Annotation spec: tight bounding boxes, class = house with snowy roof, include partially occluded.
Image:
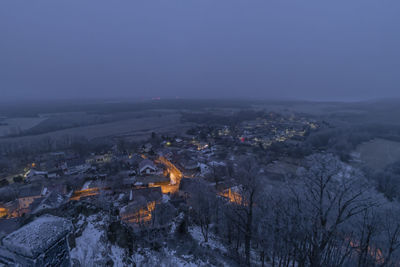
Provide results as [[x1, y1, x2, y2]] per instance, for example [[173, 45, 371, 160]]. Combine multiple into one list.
[[16, 185, 47, 216], [139, 159, 157, 175], [24, 169, 48, 182], [0, 215, 73, 266], [30, 191, 67, 214], [120, 187, 162, 225]]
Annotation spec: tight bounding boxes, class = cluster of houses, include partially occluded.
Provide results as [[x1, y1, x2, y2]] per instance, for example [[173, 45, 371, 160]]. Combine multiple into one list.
[[1, 125, 302, 224], [224, 113, 318, 149], [23, 152, 110, 181], [0, 111, 315, 266]]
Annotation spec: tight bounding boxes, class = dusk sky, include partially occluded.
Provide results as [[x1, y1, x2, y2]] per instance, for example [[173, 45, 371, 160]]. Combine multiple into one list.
[[1, 0, 399, 101]]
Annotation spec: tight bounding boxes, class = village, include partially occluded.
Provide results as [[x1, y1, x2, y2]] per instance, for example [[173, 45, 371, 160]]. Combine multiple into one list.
[[0, 111, 319, 232], [3, 108, 369, 266], [1, 104, 400, 266]]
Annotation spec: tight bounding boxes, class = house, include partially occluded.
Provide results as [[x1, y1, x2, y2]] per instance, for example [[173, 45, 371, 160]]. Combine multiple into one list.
[[129, 187, 163, 202], [17, 185, 47, 215], [0, 215, 73, 266], [119, 199, 155, 224], [156, 148, 173, 160], [199, 161, 226, 177], [86, 153, 112, 165], [178, 159, 199, 177], [30, 191, 66, 214], [24, 169, 48, 182], [120, 187, 162, 224], [64, 163, 90, 175], [47, 169, 64, 179], [139, 159, 157, 175], [142, 143, 153, 153]]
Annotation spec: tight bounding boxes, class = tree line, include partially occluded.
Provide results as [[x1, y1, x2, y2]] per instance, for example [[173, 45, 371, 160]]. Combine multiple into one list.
[[186, 154, 400, 266]]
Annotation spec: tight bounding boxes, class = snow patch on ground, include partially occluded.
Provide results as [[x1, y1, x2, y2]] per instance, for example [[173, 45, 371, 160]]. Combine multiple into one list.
[[132, 247, 211, 267], [70, 214, 127, 266], [69, 213, 230, 266], [110, 245, 125, 267], [70, 215, 105, 266], [189, 226, 228, 254], [169, 212, 184, 234]]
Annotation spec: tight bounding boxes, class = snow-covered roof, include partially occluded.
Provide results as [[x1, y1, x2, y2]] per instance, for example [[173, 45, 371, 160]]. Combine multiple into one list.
[[139, 159, 156, 172], [2, 215, 73, 258], [32, 192, 66, 214]]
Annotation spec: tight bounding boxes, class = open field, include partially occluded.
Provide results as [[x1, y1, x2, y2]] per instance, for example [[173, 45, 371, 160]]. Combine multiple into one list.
[[355, 138, 400, 170], [0, 117, 47, 137], [0, 112, 194, 148], [0, 99, 252, 138]]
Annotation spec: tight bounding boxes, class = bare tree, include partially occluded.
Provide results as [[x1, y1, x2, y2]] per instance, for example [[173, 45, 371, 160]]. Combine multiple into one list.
[[189, 179, 216, 243], [224, 157, 264, 266], [352, 209, 382, 267], [379, 206, 400, 267], [295, 153, 377, 267]]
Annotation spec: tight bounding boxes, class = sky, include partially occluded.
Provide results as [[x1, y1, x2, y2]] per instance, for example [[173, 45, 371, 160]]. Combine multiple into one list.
[[1, 0, 399, 102]]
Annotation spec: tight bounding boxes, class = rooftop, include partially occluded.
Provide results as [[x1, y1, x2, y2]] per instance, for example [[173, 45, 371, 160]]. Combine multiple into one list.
[[139, 159, 156, 170], [1, 215, 73, 258]]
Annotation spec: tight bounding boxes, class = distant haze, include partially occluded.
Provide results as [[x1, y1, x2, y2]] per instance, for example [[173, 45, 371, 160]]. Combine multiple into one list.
[[1, 0, 399, 102]]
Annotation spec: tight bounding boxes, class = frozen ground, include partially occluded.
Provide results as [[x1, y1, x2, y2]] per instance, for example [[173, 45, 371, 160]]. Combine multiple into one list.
[[69, 213, 238, 266], [132, 247, 211, 267], [70, 214, 126, 267], [189, 226, 228, 254]]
